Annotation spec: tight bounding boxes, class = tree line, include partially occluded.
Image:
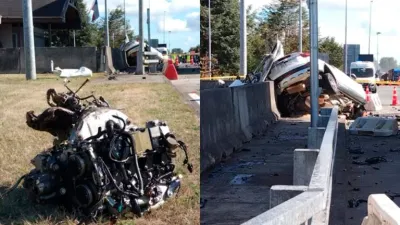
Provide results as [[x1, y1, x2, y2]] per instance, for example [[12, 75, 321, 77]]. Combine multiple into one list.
[[200, 0, 344, 75]]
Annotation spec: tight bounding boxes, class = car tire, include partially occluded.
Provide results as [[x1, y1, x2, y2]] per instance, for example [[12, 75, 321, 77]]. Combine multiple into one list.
[[372, 86, 377, 93], [321, 73, 339, 95]]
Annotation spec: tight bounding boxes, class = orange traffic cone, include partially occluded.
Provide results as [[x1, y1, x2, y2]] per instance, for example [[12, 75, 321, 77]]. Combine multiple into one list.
[[365, 86, 370, 102], [165, 59, 179, 80], [392, 87, 398, 106]]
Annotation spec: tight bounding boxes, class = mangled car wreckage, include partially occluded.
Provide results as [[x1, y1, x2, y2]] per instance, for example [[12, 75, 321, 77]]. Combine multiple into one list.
[[3, 79, 193, 223], [246, 40, 367, 118]]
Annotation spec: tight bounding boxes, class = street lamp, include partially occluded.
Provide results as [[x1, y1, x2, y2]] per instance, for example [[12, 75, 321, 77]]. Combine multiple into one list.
[[299, 0, 302, 52], [368, 0, 373, 54], [208, 0, 212, 77], [344, 0, 348, 74], [168, 31, 171, 50], [376, 31, 381, 64]]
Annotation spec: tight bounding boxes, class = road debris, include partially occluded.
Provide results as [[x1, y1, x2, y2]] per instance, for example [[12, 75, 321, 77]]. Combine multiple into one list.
[[352, 156, 387, 165], [348, 198, 367, 208]]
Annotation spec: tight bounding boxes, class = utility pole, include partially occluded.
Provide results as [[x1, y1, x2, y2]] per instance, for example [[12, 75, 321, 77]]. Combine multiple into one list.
[[240, 0, 247, 77], [73, 30, 76, 47], [208, 0, 212, 77], [376, 32, 381, 64], [368, 0, 373, 54], [23, 0, 36, 80], [147, 7, 151, 46], [124, 0, 127, 42], [105, 0, 109, 47], [164, 11, 166, 44], [169, 31, 171, 50], [309, 0, 319, 129], [136, 0, 144, 75], [344, 0, 348, 74], [299, 0, 302, 52]]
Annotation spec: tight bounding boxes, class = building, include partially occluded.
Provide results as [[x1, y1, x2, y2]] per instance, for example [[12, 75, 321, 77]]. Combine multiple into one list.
[[344, 44, 361, 74], [0, 0, 81, 48]]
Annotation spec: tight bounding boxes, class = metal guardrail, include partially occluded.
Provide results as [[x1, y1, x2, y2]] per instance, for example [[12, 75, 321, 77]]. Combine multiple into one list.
[[242, 107, 339, 225], [361, 194, 400, 225]]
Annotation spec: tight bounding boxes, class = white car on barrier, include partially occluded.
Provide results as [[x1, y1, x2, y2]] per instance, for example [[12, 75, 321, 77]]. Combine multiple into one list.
[[247, 40, 366, 118]]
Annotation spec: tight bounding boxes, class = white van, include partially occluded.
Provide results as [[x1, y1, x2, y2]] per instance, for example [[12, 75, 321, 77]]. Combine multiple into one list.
[[350, 61, 377, 93]]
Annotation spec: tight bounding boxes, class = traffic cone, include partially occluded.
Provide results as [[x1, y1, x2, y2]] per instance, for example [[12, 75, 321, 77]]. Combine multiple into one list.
[[365, 86, 370, 102], [165, 59, 179, 80], [392, 87, 398, 106]]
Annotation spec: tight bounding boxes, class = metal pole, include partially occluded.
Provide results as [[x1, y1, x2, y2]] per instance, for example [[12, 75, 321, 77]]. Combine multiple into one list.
[[376, 32, 380, 64], [240, 0, 247, 76], [208, 0, 212, 77], [147, 8, 151, 46], [136, 0, 144, 74], [344, 0, 348, 74], [368, 0, 372, 54], [23, 0, 36, 80], [73, 30, 76, 47], [105, 0, 109, 46], [309, 0, 319, 127], [164, 11, 166, 43], [124, 0, 126, 39], [299, 0, 302, 52]]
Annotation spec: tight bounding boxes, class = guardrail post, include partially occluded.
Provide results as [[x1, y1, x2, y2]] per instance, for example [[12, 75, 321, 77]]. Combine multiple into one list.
[[269, 185, 308, 209], [294, 149, 320, 185]]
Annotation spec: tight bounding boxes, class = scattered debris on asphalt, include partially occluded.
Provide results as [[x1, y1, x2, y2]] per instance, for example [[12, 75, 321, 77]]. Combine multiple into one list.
[[347, 198, 367, 208], [200, 198, 208, 209], [352, 156, 387, 165], [230, 174, 254, 185]]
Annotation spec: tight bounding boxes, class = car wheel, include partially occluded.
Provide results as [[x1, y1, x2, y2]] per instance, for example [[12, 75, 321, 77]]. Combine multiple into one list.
[[372, 86, 377, 93], [321, 73, 339, 95]]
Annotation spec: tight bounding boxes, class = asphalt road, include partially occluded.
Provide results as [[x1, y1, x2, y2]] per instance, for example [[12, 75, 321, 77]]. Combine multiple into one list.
[[170, 75, 200, 116], [373, 85, 400, 115]]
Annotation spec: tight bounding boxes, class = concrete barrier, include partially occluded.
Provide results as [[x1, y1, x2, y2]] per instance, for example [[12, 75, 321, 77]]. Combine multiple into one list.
[[0, 47, 98, 74], [200, 82, 280, 173], [242, 107, 339, 225], [361, 194, 400, 225]]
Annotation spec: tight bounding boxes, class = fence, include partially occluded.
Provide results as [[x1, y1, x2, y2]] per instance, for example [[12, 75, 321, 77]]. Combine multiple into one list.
[[242, 107, 338, 225], [0, 47, 98, 74]]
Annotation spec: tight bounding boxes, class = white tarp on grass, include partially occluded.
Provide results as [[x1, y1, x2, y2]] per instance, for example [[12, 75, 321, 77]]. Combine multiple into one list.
[[53, 67, 93, 78]]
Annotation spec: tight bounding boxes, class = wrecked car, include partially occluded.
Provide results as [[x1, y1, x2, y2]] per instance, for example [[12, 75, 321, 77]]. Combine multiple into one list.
[[246, 40, 366, 118], [3, 79, 193, 223]]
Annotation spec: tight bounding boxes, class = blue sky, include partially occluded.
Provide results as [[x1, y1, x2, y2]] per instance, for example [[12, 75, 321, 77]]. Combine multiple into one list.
[[247, 0, 400, 62], [84, 0, 199, 52]]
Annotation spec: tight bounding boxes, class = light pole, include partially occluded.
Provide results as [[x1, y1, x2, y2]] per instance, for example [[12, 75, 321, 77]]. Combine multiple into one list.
[[376, 32, 381, 64], [309, 0, 319, 130], [164, 11, 166, 43], [168, 31, 171, 50], [368, 0, 373, 54], [240, 0, 247, 77], [344, 0, 348, 74], [299, 0, 302, 52], [208, 0, 212, 77]]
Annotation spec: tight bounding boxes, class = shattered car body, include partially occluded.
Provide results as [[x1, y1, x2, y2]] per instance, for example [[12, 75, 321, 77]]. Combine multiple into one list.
[[247, 40, 366, 118], [7, 79, 193, 223]]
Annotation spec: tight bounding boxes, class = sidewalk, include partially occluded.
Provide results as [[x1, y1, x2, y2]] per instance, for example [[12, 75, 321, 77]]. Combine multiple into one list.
[[200, 117, 310, 225]]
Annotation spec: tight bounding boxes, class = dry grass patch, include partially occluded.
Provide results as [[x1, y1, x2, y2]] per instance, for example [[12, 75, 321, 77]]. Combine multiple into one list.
[[0, 75, 199, 225]]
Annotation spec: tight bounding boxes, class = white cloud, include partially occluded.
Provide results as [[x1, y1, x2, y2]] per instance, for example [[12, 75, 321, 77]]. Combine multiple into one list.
[[157, 12, 199, 32]]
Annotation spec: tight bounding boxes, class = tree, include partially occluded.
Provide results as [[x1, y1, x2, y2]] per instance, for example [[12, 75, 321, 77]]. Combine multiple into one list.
[[318, 37, 343, 68], [200, 0, 240, 74], [171, 48, 184, 54], [380, 57, 397, 71], [189, 45, 200, 52]]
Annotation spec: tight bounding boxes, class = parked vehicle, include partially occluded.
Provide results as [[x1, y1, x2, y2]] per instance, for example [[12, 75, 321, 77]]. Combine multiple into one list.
[[246, 40, 366, 118], [350, 61, 378, 93]]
